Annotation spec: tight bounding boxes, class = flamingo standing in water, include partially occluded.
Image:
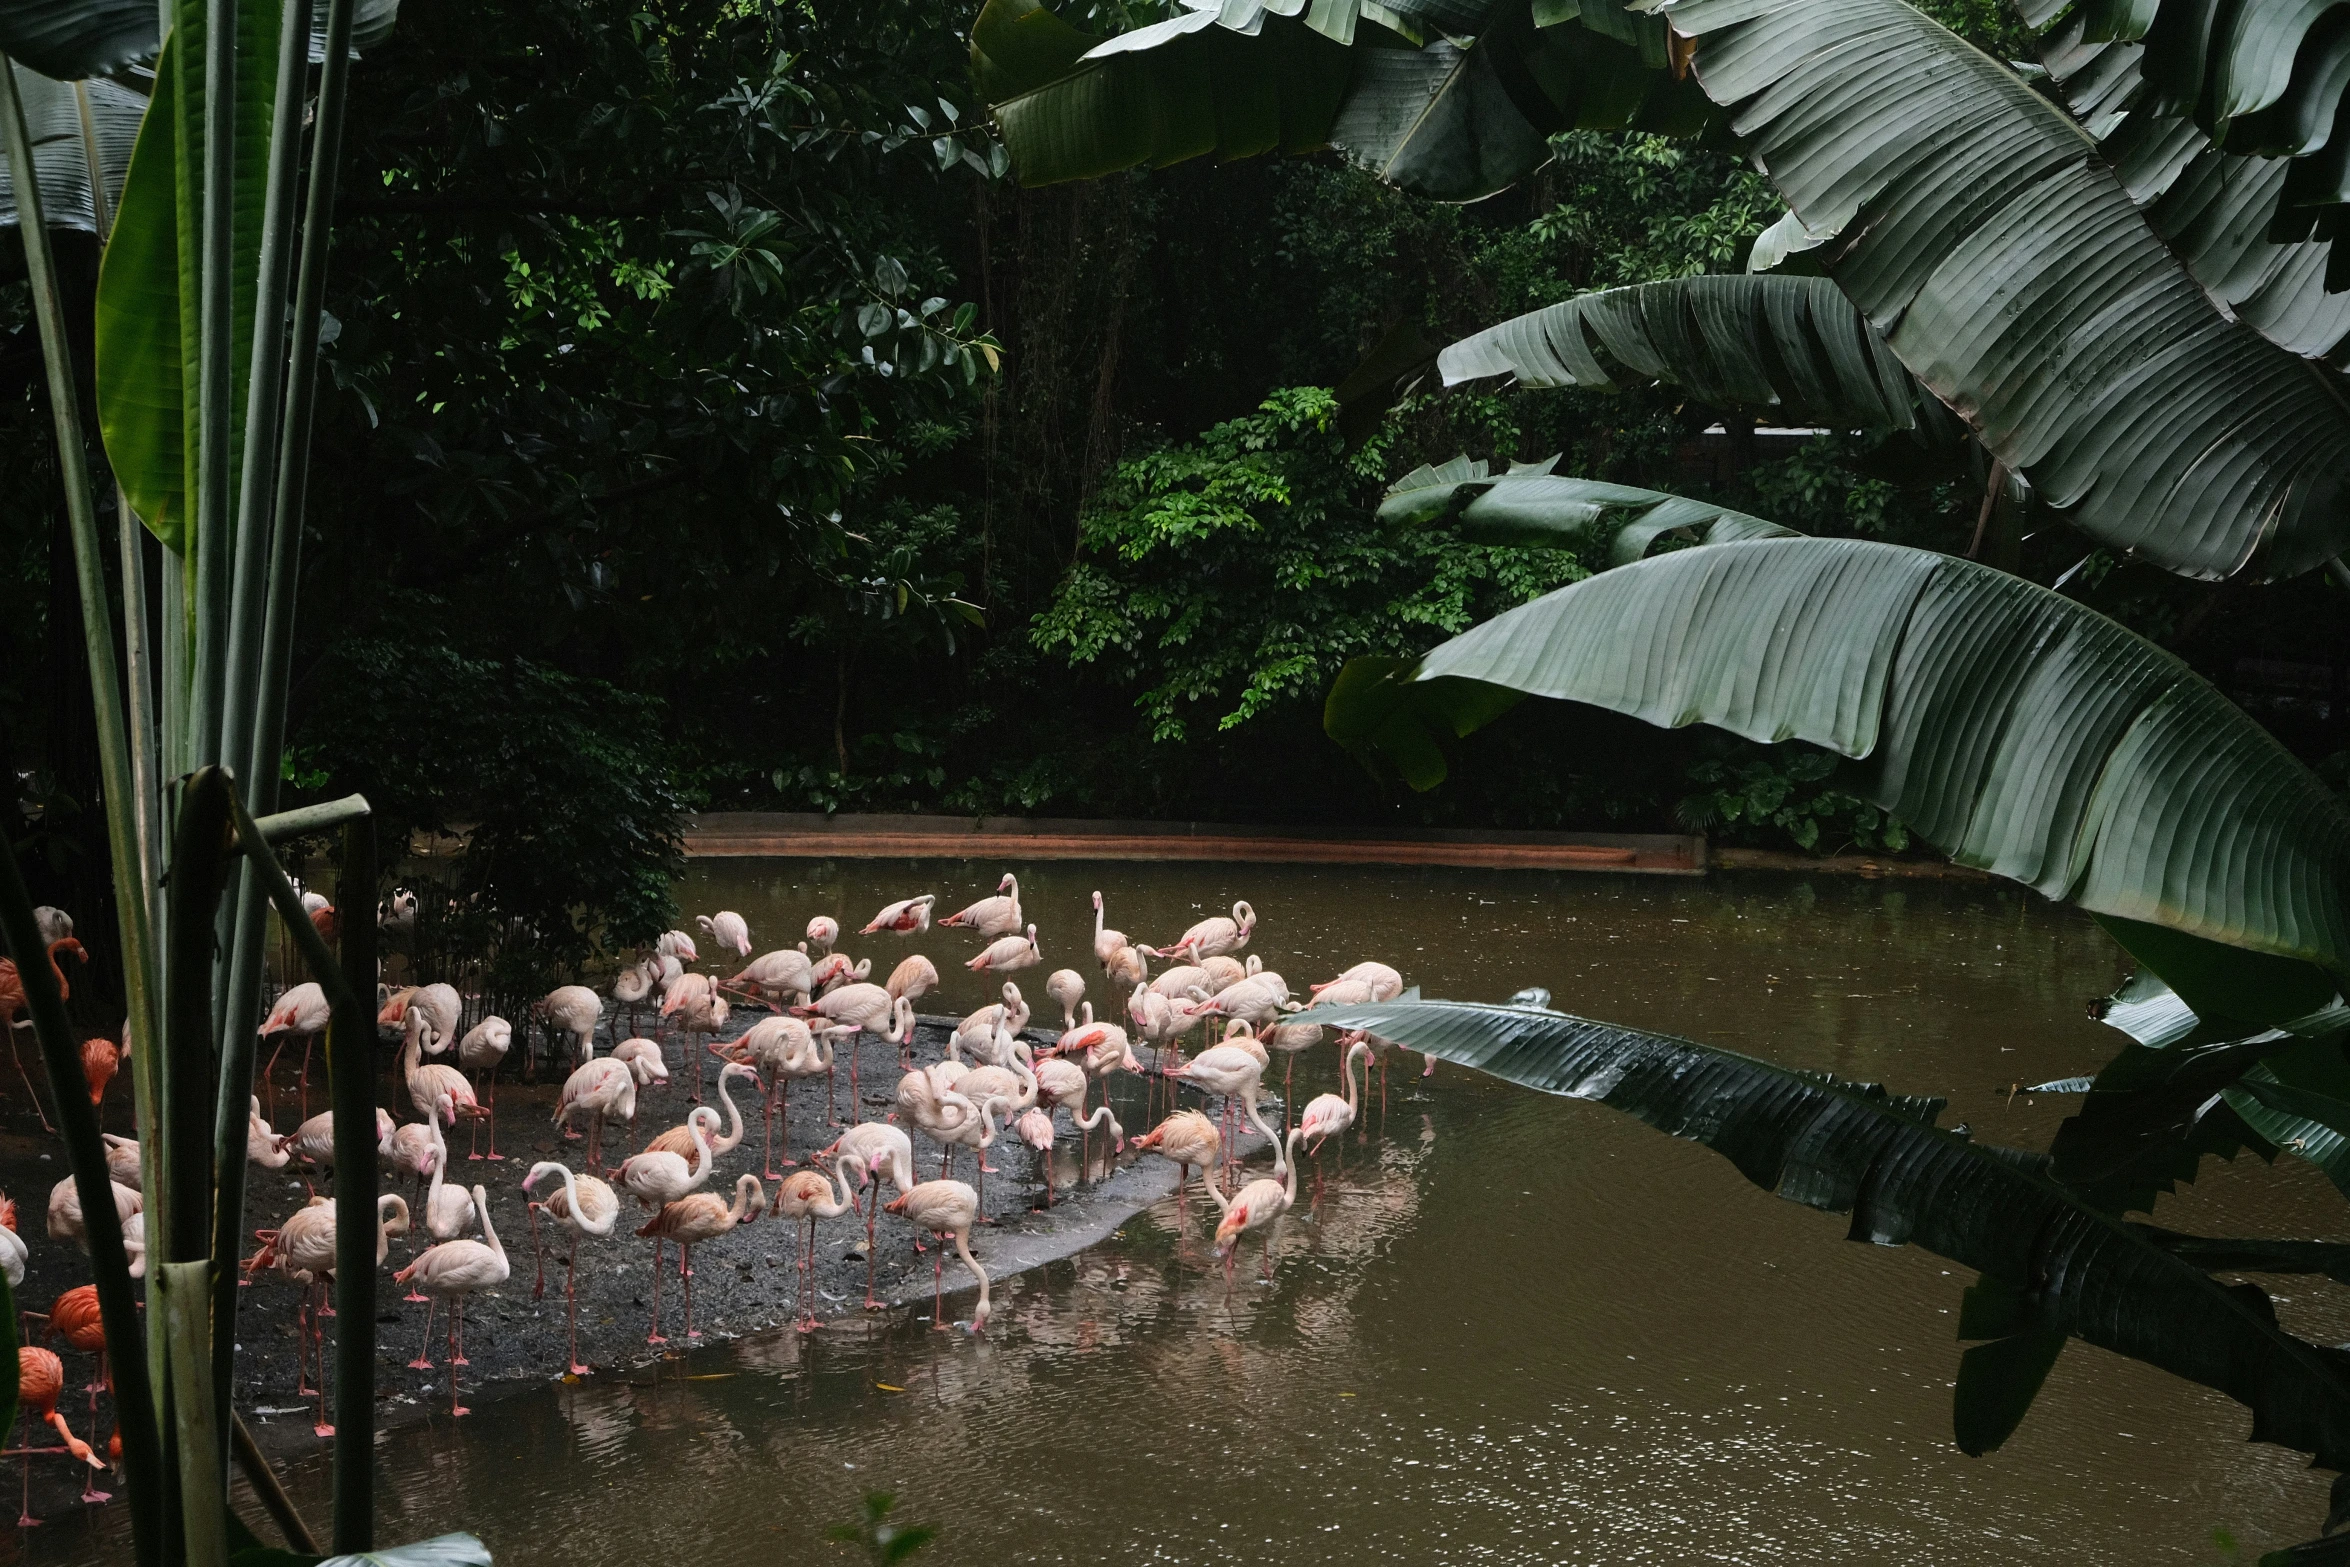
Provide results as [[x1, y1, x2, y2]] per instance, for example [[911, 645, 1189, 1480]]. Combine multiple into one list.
[[1207, 1128, 1304, 1285], [861, 895, 935, 935], [637, 1174, 765, 1341], [818, 1121, 915, 1308], [1169, 1035, 1285, 1182], [395, 1187, 508, 1415], [967, 924, 1040, 975], [246, 1193, 410, 1435], [886, 1181, 991, 1333], [456, 1016, 512, 1159], [940, 873, 1021, 938], [805, 916, 839, 956], [1131, 1109, 1222, 1201], [796, 987, 908, 1114], [698, 910, 753, 959], [1091, 890, 1126, 969], [257, 979, 330, 1124], [1296, 1037, 1372, 1193], [523, 1161, 619, 1375], [12, 1346, 104, 1524], [1152, 900, 1256, 962], [1034, 1053, 1122, 1174], [1012, 1108, 1060, 1208], [774, 1155, 858, 1329]]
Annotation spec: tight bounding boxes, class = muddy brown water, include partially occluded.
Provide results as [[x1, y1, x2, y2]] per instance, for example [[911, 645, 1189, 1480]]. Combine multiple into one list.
[[17, 861, 2349, 1565]]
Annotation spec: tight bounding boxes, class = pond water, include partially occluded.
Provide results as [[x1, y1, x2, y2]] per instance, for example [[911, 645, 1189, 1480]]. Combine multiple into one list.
[[20, 860, 2350, 1565]]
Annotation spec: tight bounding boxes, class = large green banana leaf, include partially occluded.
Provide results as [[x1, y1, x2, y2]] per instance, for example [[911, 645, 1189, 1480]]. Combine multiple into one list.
[[0, 68, 138, 234], [976, 0, 1711, 200], [1380, 454, 1800, 559], [1663, 0, 2350, 581], [1436, 274, 1962, 437], [1334, 537, 2350, 984], [1290, 993, 2350, 1477], [0, 0, 155, 80], [95, 0, 282, 553]]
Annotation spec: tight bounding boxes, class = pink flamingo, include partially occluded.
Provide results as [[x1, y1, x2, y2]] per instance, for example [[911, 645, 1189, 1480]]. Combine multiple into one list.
[[886, 1180, 992, 1333], [523, 1161, 618, 1375], [774, 1156, 858, 1329], [394, 1187, 508, 1415], [818, 1121, 916, 1308], [939, 873, 1021, 937], [861, 896, 935, 935], [636, 1175, 765, 1341], [257, 980, 331, 1123]]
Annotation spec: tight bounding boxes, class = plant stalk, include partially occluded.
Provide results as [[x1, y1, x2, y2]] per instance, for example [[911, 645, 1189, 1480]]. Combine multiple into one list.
[[255, 794, 371, 843], [0, 843, 164, 1567], [329, 813, 377, 1552], [218, 0, 313, 1063], [191, 0, 240, 773], [157, 1261, 228, 1567], [230, 1410, 320, 1553], [164, 771, 235, 1268]]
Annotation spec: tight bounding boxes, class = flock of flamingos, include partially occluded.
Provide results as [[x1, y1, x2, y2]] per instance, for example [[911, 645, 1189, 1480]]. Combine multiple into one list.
[[0, 877, 1416, 1516]]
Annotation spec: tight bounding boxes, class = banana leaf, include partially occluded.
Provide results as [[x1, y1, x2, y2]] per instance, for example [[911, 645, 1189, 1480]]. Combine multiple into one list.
[[1349, 538, 2350, 991], [1436, 274, 1961, 438], [1379, 454, 1801, 559], [0, 67, 138, 235], [1661, 0, 2350, 581], [1290, 993, 2350, 1475], [0, 0, 155, 80]]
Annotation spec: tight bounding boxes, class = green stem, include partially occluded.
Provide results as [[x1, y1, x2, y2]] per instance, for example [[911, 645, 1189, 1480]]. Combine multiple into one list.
[[157, 1262, 228, 1567], [217, 0, 312, 1069], [0, 844, 163, 1567], [329, 814, 377, 1552], [254, 794, 370, 843], [163, 771, 233, 1268], [191, 0, 239, 773]]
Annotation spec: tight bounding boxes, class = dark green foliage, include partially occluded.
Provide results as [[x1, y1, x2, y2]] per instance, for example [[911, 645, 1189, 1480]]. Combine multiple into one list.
[[292, 640, 686, 989]]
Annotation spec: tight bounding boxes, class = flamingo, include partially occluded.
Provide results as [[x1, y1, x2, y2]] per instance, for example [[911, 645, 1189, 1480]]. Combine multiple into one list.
[[1263, 1019, 1325, 1123], [0, 935, 85, 1130], [797, 986, 908, 1111], [1131, 1109, 1222, 1201], [967, 924, 1040, 974], [37, 1287, 110, 1500], [535, 985, 602, 1069], [394, 1187, 508, 1415], [0, 1193, 26, 1288], [885, 954, 939, 1006], [1152, 900, 1256, 961], [613, 1036, 669, 1089], [1091, 890, 1126, 968], [46, 1177, 140, 1256], [811, 952, 872, 995], [957, 1031, 1040, 1215], [12, 1346, 104, 1524], [1169, 1037, 1285, 1180], [553, 1052, 646, 1169], [818, 1122, 915, 1309], [1034, 1054, 1123, 1173], [407, 984, 463, 1054], [398, 1013, 483, 1125], [637, 1174, 765, 1342], [1105, 943, 1148, 989], [1313, 961, 1403, 1002], [698, 910, 753, 958], [78, 1035, 123, 1117], [718, 1016, 830, 1172], [953, 983, 1030, 1064], [246, 1097, 290, 1172], [1197, 954, 1253, 994], [257, 979, 330, 1123], [1046, 969, 1086, 1030], [774, 1156, 858, 1330], [1013, 1108, 1058, 1208], [861, 895, 935, 936], [455, 1015, 512, 1159], [30, 907, 69, 946], [805, 915, 840, 956], [661, 973, 730, 1102], [1191, 968, 1292, 1030], [1297, 1037, 1372, 1189], [646, 1063, 759, 1160], [657, 929, 700, 966], [522, 1161, 619, 1375], [384, 1108, 445, 1200], [100, 1133, 141, 1188], [246, 1193, 409, 1435], [724, 948, 815, 1009], [422, 1125, 478, 1244], [281, 1106, 397, 1190], [614, 1117, 716, 1342], [940, 873, 1021, 938], [885, 1181, 991, 1333], [1207, 1128, 1304, 1284], [897, 1069, 999, 1183], [612, 959, 657, 1037]]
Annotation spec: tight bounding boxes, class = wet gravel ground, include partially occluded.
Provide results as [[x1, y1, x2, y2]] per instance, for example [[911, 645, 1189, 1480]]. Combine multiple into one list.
[[0, 999, 1284, 1515]]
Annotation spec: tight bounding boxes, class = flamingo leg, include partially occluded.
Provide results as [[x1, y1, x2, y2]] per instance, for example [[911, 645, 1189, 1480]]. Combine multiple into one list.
[[528, 1203, 547, 1300], [566, 1235, 589, 1376], [18, 1413, 35, 1527], [312, 1282, 334, 1438], [763, 1088, 781, 1181], [848, 1046, 862, 1125], [298, 1035, 316, 1123], [863, 1183, 884, 1310], [468, 1079, 483, 1161], [778, 1080, 795, 1168], [683, 1245, 699, 1340], [295, 1299, 317, 1396], [8, 1035, 52, 1134], [931, 1245, 947, 1331], [826, 1057, 838, 1126], [409, 1298, 437, 1369], [261, 1036, 288, 1118], [451, 1297, 467, 1365], [450, 1302, 470, 1417], [486, 1072, 502, 1160], [646, 1240, 667, 1345]]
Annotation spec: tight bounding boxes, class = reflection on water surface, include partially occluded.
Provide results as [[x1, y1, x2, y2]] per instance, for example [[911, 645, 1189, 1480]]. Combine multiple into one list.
[[20, 861, 2347, 1565]]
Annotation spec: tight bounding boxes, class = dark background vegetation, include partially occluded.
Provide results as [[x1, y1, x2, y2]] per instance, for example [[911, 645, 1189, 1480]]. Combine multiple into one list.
[[4, 0, 2346, 969]]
